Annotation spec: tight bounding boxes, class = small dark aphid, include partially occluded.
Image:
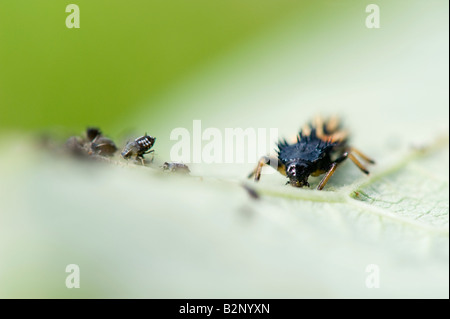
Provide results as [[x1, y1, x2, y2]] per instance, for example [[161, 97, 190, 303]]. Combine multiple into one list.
[[65, 127, 117, 158], [248, 116, 375, 190], [162, 162, 190, 174], [121, 134, 156, 164], [90, 136, 117, 156], [86, 127, 102, 142], [85, 127, 117, 156]]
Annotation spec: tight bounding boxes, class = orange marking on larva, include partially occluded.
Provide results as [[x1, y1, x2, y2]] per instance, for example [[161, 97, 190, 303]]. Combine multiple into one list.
[[314, 116, 325, 139], [302, 125, 311, 136], [326, 116, 340, 133], [330, 130, 348, 143]]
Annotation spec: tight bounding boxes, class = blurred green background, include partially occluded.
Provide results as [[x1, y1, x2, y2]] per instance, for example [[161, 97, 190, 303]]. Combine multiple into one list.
[[1, 1, 447, 139], [1, 1, 447, 148], [0, 0, 311, 133]]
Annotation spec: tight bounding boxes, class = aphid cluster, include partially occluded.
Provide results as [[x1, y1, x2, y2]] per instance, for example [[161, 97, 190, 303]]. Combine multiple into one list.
[[118, 134, 192, 172], [249, 116, 374, 190], [65, 128, 191, 173]]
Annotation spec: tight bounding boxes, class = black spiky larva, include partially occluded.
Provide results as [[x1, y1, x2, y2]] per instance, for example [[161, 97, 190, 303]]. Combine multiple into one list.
[[248, 116, 375, 190], [121, 134, 156, 164]]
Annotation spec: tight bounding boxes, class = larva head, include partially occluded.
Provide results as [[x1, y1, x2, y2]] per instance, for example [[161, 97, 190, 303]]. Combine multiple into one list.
[[285, 161, 311, 187]]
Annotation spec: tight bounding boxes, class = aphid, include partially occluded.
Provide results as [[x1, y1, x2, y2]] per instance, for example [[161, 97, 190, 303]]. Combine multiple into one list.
[[248, 116, 375, 190], [121, 134, 156, 164], [86, 127, 102, 142], [65, 127, 117, 158], [90, 136, 117, 156], [85, 127, 117, 157], [162, 162, 190, 174]]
